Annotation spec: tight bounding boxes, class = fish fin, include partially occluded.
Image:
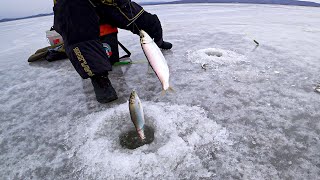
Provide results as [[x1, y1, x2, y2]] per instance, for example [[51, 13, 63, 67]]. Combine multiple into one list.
[[161, 90, 166, 96], [161, 87, 175, 96], [168, 87, 175, 93], [147, 64, 153, 74]]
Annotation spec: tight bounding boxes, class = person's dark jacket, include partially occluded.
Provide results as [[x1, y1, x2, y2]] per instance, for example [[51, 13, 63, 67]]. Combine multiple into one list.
[[54, 0, 164, 79]]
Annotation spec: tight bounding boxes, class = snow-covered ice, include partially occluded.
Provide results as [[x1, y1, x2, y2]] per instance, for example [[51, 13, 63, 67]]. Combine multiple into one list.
[[1, 3, 320, 180], [72, 102, 229, 179]]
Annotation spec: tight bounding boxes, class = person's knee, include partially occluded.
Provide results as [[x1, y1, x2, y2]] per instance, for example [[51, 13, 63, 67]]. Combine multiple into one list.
[[136, 12, 163, 41], [53, 0, 100, 45]]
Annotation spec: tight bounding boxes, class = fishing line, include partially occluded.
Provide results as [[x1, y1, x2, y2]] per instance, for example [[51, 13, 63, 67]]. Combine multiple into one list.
[[134, 23, 141, 32]]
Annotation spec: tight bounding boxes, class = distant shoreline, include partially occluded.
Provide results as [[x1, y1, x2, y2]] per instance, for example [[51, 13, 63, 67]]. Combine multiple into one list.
[[0, 13, 53, 23], [1, 0, 319, 23]]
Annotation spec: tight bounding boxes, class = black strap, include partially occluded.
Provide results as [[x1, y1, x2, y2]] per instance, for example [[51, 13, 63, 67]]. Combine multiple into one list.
[[118, 41, 131, 59]]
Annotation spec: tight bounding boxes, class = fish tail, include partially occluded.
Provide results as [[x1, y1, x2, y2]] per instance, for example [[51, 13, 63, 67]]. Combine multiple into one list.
[[168, 86, 175, 92], [161, 90, 166, 96], [161, 87, 175, 96], [137, 129, 146, 140]]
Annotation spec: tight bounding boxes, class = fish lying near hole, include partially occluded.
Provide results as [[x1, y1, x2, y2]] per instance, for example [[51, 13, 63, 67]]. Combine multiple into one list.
[[129, 90, 145, 140], [140, 30, 173, 93]]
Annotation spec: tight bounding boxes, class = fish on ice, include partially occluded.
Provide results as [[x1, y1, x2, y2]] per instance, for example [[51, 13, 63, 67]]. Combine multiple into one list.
[[140, 30, 173, 93], [129, 90, 145, 140]]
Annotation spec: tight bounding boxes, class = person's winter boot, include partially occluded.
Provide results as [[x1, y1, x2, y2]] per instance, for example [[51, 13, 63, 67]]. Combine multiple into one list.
[[159, 41, 172, 50], [156, 39, 172, 50], [91, 75, 118, 103]]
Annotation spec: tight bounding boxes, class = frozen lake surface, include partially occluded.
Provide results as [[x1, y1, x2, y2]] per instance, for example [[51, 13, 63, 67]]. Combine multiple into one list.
[[1, 3, 320, 179]]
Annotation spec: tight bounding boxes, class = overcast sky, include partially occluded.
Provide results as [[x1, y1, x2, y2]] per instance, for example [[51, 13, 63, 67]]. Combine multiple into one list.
[[0, 0, 319, 19], [0, 0, 54, 19]]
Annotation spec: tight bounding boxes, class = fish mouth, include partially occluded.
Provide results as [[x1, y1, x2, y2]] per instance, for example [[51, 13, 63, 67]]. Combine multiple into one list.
[[140, 30, 148, 39], [139, 31, 144, 38], [129, 90, 136, 104]]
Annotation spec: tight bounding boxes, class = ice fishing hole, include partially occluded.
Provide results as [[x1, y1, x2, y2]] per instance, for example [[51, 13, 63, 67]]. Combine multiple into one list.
[[205, 50, 223, 57], [118, 115, 156, 150], [119, 125, 155, 150]]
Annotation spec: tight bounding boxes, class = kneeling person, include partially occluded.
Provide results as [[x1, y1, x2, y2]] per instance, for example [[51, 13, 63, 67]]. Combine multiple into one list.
[[53, 0, 172, 103]]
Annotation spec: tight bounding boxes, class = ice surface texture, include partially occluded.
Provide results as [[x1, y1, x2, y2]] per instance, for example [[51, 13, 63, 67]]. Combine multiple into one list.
[[1, 3, 320, 180], [187, 48, 247, 65], [72, 102, 229, 179]]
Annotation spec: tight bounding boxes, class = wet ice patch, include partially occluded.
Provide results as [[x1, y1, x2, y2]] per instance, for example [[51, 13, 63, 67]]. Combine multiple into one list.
[[74, 102, 230, 179], [187, 48, 246, 65]]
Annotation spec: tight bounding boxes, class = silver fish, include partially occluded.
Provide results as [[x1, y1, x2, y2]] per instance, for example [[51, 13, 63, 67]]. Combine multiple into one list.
[[129, 90, 145, 140], [140, 30, 173, 92]]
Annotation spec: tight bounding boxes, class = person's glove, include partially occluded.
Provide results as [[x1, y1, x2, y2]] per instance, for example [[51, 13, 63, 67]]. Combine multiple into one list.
[[28, 43, 67, 62]]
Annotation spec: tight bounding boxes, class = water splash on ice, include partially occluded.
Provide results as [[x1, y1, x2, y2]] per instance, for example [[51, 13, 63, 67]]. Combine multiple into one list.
[[74, 102, 231, 179]]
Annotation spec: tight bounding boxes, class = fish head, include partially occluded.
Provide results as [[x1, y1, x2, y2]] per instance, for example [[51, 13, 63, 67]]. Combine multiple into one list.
[[140, 30, 153, 44], [129, 90, 138, 104]]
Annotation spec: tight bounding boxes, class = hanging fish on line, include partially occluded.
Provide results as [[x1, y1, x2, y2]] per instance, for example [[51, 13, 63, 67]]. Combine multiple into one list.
[[129, 90, 146, 141], [140, 30, 173, 94]]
